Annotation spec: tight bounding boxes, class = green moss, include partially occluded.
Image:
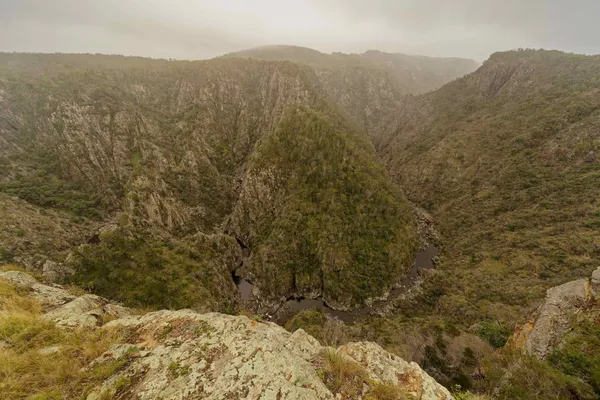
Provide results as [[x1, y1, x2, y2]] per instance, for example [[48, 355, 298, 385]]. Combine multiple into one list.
[[113, 376, 132, 393], [168, 362, 189, 378]]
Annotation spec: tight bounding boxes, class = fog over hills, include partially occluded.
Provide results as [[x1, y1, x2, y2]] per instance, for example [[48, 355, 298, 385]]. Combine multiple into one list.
[[2, 0, 599, 60]]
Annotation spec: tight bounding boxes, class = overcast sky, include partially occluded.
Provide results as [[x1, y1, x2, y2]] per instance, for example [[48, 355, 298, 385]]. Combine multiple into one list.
[[1, 0, 598, 61]]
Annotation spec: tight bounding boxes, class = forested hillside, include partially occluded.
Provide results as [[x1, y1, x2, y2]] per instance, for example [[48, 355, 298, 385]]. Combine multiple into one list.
[[0, 53, 417, 311], [380, 50, 600, 323]]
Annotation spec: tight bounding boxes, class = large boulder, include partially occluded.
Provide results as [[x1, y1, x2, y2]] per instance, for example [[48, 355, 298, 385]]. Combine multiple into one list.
[[0, 270, 75, 307], [88, 311, 453, 400], [91, 310, 333, 400], [510, 267, 599, 359]]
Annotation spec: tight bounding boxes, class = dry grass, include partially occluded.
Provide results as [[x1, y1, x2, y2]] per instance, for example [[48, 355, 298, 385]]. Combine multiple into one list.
[[0, 279, 124, 399], [368, 383, 415, 400], [321, 349, 367, 397], [317, 349, 413, 399], [0, 265, 28, 273]]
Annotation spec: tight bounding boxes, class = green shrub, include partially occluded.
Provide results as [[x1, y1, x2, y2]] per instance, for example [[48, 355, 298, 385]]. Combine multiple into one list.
[[0, 175, 102, 219], [285, 309, 327, 340], [0, 248, 15, 263], [495, 355, 596, 400], [549, 314, 600, 394], [477, 321, 510, 349]]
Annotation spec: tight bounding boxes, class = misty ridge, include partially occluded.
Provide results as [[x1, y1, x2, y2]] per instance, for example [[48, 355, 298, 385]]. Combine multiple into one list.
[[1, 2, 600, 400]]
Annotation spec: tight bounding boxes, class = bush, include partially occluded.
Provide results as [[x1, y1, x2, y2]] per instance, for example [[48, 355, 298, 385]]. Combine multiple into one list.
[[0, 174, 103, 219], [478, 321, 511, 349], [0, 248, 15, 263], [549, 313, 600, 394], [285, 309, 327, 339], [495, 355, 596, 400]]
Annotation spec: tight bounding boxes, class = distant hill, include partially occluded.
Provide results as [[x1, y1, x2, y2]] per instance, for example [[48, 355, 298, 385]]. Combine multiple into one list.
[[222, 45, 480, 94]]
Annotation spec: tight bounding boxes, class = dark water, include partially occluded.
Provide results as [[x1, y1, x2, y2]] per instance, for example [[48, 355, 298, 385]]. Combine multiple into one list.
[[415, 244, 438, 269], [233, 274, 254, 301], [234, 244, 439, 322]]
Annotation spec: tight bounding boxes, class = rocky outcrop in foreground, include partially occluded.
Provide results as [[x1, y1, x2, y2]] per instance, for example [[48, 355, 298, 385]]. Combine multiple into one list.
[[0, 271, 452, 399], [510, 267, 600, 359]]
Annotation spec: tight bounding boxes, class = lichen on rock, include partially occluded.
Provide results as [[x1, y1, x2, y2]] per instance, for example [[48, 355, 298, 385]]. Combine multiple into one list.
[[1, 271, 452, 400]]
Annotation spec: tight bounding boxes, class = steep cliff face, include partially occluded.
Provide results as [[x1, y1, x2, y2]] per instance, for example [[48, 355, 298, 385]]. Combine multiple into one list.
[[0, 271, 453, 400], [1, 59, 320, 234], [0, 54, 417, 311]]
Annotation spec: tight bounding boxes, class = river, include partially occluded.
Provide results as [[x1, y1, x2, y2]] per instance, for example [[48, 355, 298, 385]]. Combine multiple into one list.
[[234, 244, 439, 322]]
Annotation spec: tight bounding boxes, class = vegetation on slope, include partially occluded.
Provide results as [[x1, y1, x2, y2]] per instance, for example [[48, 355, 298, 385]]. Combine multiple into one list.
[[549, 306, 600, 395], [378, 49, 600, 323], [231, 106, 417, 309], [70, 229, 241, 311], [0, 53, 418, 311], [315, 349, 414, 400], [358, 48, 600, 394]]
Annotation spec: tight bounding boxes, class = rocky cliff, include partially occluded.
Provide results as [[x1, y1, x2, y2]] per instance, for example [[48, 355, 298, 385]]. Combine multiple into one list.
[[0, 53, 419, 311], [223, 45, 479, 141], [0, 270, 452, 400]]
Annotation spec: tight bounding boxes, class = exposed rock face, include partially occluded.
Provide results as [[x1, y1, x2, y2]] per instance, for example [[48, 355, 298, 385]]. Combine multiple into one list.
[[0, 270, 75, 307], [92, 311, 452, 400], [510, 267, 599, 359], [93, 310, 333, 400], [1, 271, 452, 400]]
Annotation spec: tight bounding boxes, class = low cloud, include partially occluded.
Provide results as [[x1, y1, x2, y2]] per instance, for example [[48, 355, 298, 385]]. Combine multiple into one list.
[[1, 0, 598, 61]]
